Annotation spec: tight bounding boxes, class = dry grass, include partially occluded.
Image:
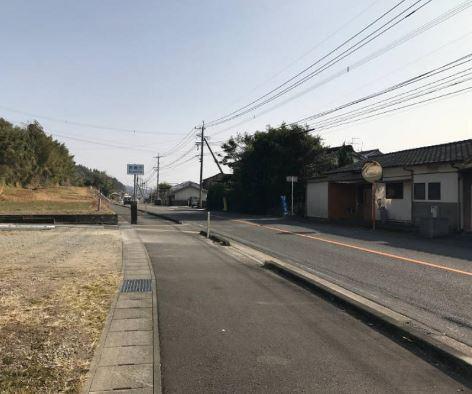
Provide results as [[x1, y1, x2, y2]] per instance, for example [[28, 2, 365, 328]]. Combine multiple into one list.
[[0, 186, 112, 214], [0, 227, 122, 393]]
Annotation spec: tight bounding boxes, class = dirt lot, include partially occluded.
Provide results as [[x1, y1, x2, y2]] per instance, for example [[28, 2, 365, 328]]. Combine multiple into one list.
[[0, 226, 122, 393], [0, 186, 112, 214]]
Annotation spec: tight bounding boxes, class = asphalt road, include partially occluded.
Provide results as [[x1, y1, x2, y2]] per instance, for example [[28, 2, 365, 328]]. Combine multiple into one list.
[[138, 204, 472, 348], [112, 205, 468, 392]]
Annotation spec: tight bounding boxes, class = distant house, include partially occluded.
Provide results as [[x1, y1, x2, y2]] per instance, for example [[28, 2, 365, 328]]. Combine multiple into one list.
[[306, 139, 472, 232], [359, 149, 383, 158], [202, 173, 231, 190], [169, 181, 207, 206]]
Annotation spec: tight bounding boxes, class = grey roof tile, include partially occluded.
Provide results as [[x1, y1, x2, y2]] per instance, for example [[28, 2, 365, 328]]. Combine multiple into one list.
[[327, 139, 472, 174]]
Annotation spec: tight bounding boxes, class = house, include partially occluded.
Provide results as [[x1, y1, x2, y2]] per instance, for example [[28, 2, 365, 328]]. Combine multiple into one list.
[[169, 181, 207, 206], [202, 173, 227, 190], [359, 149, 383, 158], [306, 139, 472, 232]]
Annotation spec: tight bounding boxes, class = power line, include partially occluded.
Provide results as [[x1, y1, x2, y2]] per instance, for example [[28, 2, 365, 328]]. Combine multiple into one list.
[[50, 132, 158, 153], [293, 53, 472, 125], [160, 145, 197, 169], [308, 69, 472, 130], [0, 105, 188, 136], [293, 52, 472, 124], [315, 84, 472, 133], [208, 3, 472, 138], [206, 0, 431, 128], [160, 155, 199, 172], [215, 0, 381, 113]]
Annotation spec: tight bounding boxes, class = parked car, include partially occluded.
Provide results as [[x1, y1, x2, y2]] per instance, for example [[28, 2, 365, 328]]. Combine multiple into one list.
[[123, 195, 132, 205]]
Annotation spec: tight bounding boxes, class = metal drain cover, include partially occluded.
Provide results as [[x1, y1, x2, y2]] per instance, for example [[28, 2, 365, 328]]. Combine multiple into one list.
[[121, 279, 152, 292]]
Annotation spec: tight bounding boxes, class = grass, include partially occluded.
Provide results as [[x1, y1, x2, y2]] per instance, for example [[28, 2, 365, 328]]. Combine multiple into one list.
[[0, 227, 122, 393], [0, 186, 112, 214], [0, 274, 121, 393]]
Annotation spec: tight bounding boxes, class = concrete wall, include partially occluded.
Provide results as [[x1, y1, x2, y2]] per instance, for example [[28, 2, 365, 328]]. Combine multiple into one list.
[[375, 181, 412, 222], [412, 202, 459, 231], [306, 181, 328, 219], [463, 172, 472, 231], [410, 166, 460, 231], [413, 170, 458, 203]]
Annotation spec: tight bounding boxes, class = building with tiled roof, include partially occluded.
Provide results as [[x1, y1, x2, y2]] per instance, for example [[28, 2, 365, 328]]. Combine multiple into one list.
[[306, 139, 472, 234]]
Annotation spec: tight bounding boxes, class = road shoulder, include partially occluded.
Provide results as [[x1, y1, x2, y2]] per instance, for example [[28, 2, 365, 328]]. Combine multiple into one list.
[[82, 225, 161, 393]]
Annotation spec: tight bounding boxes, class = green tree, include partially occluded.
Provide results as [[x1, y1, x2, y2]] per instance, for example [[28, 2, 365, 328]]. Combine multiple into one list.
[[220, 123, 328, 214], [0, 117, 125, 194]]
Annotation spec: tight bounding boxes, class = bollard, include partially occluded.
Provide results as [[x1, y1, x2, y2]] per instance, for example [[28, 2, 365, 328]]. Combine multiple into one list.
[[131, 201, 138, 224], [207, 211, 210, 238]]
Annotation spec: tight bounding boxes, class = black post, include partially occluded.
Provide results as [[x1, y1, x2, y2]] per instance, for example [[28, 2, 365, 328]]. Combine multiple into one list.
[[131, 201, 138, 224]]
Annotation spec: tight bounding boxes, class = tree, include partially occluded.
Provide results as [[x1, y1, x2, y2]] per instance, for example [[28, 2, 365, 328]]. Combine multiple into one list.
[[219, 123, 329, 214], [73, 165, 125, 196], [0, 117, 125, 194]]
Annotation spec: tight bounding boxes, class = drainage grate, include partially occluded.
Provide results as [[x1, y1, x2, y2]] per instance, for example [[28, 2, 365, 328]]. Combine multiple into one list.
[[121, 279, 152, 292]]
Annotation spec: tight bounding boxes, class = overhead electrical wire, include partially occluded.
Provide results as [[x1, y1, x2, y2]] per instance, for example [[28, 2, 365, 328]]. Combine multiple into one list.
[[160, 155, 199, 172], [217, 0, 381, 112], [292, 52, 472, 124], [307, 69, 472, 130], [50, 132, 158, 153], [206, 0, 431, 128], [208, 1, 472, 138], [160, 145, 198, 169], [315, 84, 472, 134], [293, 53, 472, 124], [0, 105, 188, 136]]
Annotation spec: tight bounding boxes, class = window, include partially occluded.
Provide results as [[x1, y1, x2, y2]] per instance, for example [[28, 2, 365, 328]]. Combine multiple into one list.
[[428, 182, 441, 200], [386, 182, 403, 199], [414, 183, 425, 200]]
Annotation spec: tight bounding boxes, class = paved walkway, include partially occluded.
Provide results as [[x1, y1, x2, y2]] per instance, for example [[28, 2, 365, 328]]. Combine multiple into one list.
[[83, 225, 160, 393], [134, 215, 466, 393], [139, 204, 472, 348]]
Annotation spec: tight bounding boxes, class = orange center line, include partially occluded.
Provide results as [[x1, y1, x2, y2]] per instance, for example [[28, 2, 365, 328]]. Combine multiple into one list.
[[230, 218, 472, 277]]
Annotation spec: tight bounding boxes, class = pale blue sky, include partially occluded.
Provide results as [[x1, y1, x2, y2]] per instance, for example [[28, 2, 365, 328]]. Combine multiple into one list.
[[1, 1, 471, 185]]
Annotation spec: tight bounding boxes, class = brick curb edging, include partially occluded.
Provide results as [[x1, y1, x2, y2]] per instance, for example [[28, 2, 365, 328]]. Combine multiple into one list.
[[82, 226, 161, 393]]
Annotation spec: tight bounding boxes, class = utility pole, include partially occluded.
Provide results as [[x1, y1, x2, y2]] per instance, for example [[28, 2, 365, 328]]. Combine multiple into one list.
[[154, 154, 160, 203], [204, 137, 223, 175], [198, 121, 205, 208]]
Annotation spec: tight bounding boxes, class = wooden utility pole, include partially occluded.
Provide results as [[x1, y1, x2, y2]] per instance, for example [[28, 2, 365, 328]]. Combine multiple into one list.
[[204, 137, 223, 174], [154, 154, 160, 202], [198, 121, 205, 208]]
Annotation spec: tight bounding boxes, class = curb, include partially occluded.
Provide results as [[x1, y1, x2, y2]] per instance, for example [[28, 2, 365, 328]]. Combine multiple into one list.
[[81, 292, 120, 394], [138, 208, 182, 224], [82, 227, 161, 393], [137, 230, 162, 394], [216, 234, 472, 381], [112, 202, 182, 224], [199, 230, 231, 246], [264, 258, 472, 379]]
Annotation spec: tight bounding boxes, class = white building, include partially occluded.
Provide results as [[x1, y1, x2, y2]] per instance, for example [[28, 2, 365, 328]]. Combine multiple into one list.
[[169, 181, 207, 206], [306, 139, 472, 232]]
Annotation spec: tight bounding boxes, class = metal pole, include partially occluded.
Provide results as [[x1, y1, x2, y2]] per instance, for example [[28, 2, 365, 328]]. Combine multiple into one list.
[[156, 154, 160, 201], [204, 137, 224, 174], [372, 182, 376, 230], [207, 211, 210, 238], [291, 179, 294, 216], [199, 121, 205, 208], [133, 174, 137, 201]]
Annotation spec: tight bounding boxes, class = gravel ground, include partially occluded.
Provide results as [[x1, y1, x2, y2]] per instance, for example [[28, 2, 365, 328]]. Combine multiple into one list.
[[0, 226, 122, 393]]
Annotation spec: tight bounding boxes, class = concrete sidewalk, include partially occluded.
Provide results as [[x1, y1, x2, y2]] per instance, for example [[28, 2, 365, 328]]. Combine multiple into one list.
[[83, 225, 160, 393], [137, 221, 467, 393]]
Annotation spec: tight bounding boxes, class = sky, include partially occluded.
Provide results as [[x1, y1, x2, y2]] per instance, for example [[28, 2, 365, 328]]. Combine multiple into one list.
[[1, 0, 471, 187]]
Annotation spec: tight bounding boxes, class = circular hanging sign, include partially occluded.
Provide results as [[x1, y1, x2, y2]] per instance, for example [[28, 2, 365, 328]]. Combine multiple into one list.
[[362, 161, 383, 183]]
